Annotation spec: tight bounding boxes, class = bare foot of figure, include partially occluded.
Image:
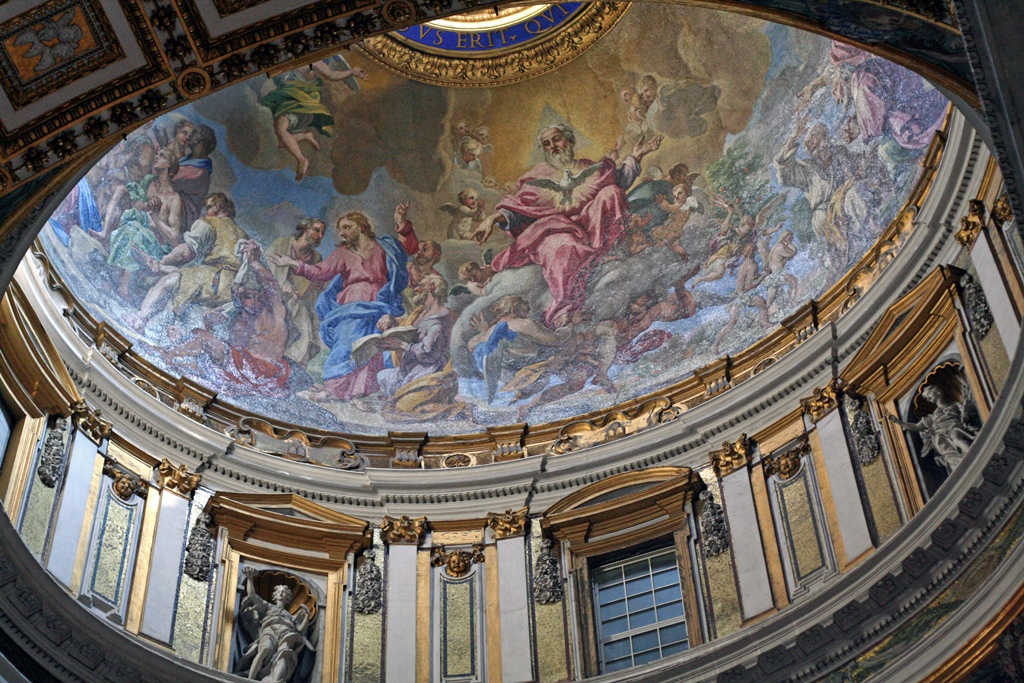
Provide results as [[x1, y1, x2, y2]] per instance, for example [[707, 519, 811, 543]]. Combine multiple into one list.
[[296, 156, 310, 181]]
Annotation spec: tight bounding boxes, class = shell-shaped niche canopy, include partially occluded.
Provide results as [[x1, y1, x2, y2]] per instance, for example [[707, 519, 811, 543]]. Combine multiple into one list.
[[38, 2, 948, 442]]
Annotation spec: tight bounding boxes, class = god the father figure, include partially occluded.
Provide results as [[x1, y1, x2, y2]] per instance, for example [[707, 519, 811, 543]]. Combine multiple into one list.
[[473, 124, 663, 328]]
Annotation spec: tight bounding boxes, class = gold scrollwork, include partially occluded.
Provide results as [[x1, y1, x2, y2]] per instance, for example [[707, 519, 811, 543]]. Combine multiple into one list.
[[381, 515, 427, 545], [547, 396, 683, 455], [486, 508, 528, 539], [431, 545, 485, 577], [955, 198, 987, 247], [709, 434, 753, 479], [800, 379, 842, 423], [157, 458, 201, 496], [761, 438, 811, 481], [356, 3, 628, 87]]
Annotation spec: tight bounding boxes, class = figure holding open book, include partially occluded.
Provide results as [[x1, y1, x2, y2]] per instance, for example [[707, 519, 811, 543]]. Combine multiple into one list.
[[267, 211, 407, 401]]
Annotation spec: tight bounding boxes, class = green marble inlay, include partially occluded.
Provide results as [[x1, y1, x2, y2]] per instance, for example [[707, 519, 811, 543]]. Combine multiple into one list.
[[89, 491, 136, 607], [20, 476, 57, 559], [778, 474, 824, 581], [531, 527, 569, 683], [441, 574, 476, 679], [172, 489, 214, 664]]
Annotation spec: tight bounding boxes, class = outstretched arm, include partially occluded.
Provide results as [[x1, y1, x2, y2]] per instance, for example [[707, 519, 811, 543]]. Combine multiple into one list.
[[242, 567, 268, 610], [887, 414, 924, 432], [311, 60, 367, 82]]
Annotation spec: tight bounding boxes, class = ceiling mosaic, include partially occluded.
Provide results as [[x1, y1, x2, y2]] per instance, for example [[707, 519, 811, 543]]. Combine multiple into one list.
[[39, 3, 948, 436]]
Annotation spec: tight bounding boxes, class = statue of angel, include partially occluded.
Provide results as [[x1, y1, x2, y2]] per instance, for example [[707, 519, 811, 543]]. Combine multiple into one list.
[[235, 567, 315, 683], [888, 382, 980, 473]]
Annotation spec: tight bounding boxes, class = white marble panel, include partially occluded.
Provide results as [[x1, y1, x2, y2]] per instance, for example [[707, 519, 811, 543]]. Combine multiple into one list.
[[817, 411, 873, 563], [971, 229, 1021, 357], [140, 491, 190, 643], [385, 544, 419, 683], [46, 430, 99, 587], [496, 537, 532, 683], [721, 469, 773, 620]]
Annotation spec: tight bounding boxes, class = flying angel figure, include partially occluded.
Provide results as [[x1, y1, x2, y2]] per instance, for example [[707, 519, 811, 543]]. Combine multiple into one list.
[[525, 163, 604, 207], [15, 10, 82, 73]]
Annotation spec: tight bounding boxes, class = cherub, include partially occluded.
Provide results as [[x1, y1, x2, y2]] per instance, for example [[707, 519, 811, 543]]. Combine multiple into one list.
[[651, 183, 701, 258], [440, 188, 487, 240], [455, 261, 494, 296], [622, 74, 658, 132], [455, 138, 484, 173], [471, 125, 493, 150], [261, 56, 367, 180], [450, 119, 471, 149]]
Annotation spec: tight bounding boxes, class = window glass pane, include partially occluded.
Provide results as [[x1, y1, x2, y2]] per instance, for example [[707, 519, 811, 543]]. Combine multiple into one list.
[[659, 622, 688, 645], [650, 552, 676, 571], [593, 567, 622, 587], [624, 559, 650, 579], [661, 640, 689, 657], [625, 576, 652, 596], [602, 615, 629, 637], [655, 584, 682, 604], [627, 591, 654, 612], [603, 638, 631, 662], [633, 648, 662, 666], [632, 630, 659, 653], [629, 607, 656, 630], [656, 601, 684, 621], [600, 598, 627, 621], [652, 568, 680, 588], [599, 583, 625, 603], [605, 657, 633, 673]]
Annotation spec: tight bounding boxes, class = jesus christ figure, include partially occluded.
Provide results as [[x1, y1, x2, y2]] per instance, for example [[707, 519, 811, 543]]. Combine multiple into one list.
[[473, 124, 663, 328]]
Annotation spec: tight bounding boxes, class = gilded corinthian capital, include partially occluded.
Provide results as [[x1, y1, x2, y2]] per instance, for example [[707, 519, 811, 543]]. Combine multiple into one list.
[[486, 508, 529, 539], [709, 435, 752, 478], [381, 515, 427, 545]]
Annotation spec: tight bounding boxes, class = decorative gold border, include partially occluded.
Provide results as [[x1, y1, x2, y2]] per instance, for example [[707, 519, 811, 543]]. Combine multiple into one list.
[[356, 3, 628, 87]]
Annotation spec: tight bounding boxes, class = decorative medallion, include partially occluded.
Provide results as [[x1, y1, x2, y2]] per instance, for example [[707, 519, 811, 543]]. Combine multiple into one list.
[[0, 0, 125, 109], [381, 0, 417, 27], [709, 435, 753, 479], [357, 3, 627, 86], [443, 453, 474, 468], [176, 67, 211, 99], [801, 379, 842, 423], [431, 545, 485, 577], [955, 198, 987, 247], [381, 515, 427, 545], [486, 508, 528, 538], [157, 458, 201, 496]]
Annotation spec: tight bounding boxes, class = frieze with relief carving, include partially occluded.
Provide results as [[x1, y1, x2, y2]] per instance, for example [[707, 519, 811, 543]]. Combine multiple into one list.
[[709, 435, 753, 478], [547, 397, 683, 455], [381, 515, 427, 545]]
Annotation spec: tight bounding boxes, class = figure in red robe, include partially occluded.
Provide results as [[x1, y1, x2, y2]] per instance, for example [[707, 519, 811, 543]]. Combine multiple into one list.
[[473, 125, 663, 327]]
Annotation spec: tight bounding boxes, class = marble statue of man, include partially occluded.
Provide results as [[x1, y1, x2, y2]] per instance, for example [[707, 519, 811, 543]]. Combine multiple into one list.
[[237, 567, 313, 683], [888, 384, 980, 473]]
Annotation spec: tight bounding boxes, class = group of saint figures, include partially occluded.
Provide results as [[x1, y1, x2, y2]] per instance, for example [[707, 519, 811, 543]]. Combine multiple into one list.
[[44, 30, 950, 432]]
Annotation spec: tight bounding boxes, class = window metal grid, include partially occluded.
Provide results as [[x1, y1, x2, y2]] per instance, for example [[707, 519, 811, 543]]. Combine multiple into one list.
[[593, 548, 689, 673]]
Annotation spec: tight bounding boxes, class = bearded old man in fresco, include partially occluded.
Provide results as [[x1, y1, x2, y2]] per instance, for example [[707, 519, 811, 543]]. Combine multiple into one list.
[[268, 212, 408, 401], [472, 124, 663, 328], [269, 218, 326, 367]]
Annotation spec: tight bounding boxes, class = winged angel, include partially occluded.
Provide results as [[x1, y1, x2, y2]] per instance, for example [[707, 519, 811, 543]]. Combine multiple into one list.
[[14, 10, 83, 73], [236, 567, 317, 683], [888, 381, 980, 474]]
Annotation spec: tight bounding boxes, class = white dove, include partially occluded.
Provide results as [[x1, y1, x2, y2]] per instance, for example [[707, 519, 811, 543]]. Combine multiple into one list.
[[525, 162, 603, 207]]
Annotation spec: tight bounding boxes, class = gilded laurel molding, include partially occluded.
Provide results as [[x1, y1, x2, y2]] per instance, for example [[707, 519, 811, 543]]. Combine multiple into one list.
[[485, 508, 528, 539], [955, 197, 987, 247], [709, 435, 752, 479], [357, 3, 627, 87], [430, 544, 484, 577], [800, 379, 842, 423], [381, 514, 426, 545], [156, 458, 201, 495], [761, 437, 810, 480]]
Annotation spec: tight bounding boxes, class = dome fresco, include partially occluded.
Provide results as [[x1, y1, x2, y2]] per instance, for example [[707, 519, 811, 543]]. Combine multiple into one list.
[[39, 3, 948, 436]]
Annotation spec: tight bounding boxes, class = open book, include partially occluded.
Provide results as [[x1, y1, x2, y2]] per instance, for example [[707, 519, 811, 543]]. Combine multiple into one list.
[[350, 326, 419, 367]]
